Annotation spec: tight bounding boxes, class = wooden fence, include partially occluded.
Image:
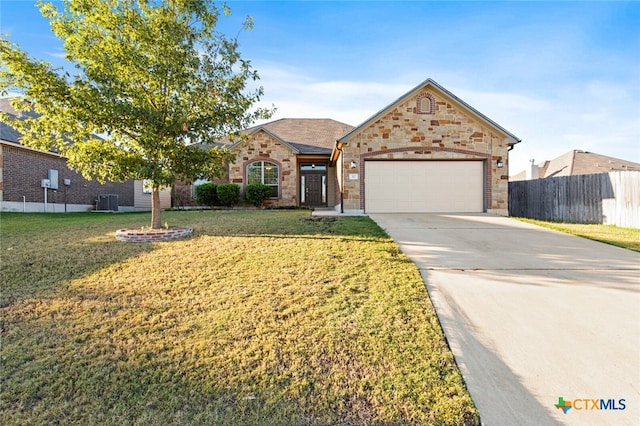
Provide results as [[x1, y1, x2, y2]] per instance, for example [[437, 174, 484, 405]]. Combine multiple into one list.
[[509, 171, 640, 228]]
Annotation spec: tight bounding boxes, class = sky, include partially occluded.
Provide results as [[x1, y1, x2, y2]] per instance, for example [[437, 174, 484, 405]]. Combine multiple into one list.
[[1, 0, 639, 175]]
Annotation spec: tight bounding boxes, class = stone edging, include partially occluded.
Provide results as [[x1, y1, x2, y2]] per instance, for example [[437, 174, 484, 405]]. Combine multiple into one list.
[[115, 227, 193, 242]]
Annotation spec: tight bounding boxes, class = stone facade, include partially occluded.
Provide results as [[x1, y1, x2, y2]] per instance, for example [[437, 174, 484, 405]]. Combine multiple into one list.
[[338, 81, 515, 214], [229, 130, 298, 207]]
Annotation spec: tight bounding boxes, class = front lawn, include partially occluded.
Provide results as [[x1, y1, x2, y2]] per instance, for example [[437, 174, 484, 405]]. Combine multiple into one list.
[[0, 210, 478, 425], [518, 218, 640, 252]]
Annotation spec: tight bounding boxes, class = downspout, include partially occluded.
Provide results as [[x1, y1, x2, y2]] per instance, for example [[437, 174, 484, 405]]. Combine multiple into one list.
[[335, 141, 344, 214]]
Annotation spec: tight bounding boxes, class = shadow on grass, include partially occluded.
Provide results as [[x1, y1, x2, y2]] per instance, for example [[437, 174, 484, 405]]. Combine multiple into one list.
[[0, 212, 155, 307], [0, 210, 478, 425], [1, 211, 386, 307]]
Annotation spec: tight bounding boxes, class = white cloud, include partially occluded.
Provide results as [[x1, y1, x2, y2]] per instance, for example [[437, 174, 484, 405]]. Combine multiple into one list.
[[250, 63, 640, 176], [253, 62, 412, 125], [46, 51, 67, 59]]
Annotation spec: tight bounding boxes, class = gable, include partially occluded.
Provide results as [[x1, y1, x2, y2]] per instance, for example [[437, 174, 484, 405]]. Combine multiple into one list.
[[338, 78, 520, 146], [230, 128, 298, 155]]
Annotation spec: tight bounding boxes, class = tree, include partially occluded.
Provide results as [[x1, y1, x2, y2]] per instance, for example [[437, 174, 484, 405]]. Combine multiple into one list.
[[0, 0, 272, 228]]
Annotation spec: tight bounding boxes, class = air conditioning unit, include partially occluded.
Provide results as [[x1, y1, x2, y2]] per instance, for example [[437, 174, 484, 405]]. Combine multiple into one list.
[[96, 194, 119, 211]]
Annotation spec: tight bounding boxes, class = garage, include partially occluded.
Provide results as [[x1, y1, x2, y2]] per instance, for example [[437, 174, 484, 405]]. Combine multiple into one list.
[[364, 160, 485, 213]]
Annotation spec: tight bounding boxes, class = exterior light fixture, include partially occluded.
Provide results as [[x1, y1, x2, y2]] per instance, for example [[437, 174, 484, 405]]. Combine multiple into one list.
[[350, 160, 357, 169], [496, 159, 504, 168]]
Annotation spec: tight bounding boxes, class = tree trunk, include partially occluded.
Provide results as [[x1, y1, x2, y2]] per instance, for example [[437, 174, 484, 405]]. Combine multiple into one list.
[[151, 188, 162, 229]]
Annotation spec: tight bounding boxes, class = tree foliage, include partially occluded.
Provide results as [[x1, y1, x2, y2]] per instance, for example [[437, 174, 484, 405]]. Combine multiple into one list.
[[0, 0, 273, 228]]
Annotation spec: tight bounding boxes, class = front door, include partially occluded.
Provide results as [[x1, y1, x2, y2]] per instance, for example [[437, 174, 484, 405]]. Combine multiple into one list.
[[300, 165, 327, 207]]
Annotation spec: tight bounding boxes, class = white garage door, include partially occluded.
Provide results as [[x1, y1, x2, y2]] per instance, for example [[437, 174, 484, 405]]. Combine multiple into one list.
[[365, 161, 484, 213]]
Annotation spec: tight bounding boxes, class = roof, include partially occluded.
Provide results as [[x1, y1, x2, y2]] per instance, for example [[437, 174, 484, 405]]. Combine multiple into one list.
[[511, 150, 640, 181], [229, 118, 354, 155], [337, 78, 521, 146], [0, 97, 37, 143]]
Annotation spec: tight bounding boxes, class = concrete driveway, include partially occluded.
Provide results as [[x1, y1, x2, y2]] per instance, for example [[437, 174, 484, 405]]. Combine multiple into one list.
[[369, 214, 640, 426]]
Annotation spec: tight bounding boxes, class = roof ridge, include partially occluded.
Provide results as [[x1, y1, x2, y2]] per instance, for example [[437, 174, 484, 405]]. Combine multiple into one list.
[[569, 149, 577, 175]]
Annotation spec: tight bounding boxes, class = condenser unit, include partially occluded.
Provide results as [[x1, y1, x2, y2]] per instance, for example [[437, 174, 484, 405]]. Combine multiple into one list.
[[96, 194, 119, 211]]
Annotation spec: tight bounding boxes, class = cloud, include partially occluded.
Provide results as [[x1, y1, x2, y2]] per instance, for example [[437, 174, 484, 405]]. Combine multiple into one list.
[[253, 62, 413, 125], [46, 51, 67, 59], [250, 62, 640, 176]]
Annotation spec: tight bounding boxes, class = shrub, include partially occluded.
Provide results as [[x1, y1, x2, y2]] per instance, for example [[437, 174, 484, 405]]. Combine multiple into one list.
[[195, 182, 218, 207], [217, 183, 240, 207], [245, 183, 273, 207]]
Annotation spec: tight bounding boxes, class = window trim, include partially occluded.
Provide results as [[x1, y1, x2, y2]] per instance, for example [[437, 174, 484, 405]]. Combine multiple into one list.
[[246, 160, 280, 198], [416, 92, 435, 114]]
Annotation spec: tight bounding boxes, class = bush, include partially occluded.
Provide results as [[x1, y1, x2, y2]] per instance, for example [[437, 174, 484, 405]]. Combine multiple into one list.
[[217, 183, 240, 207], [195, 182, 217, 207], [245, 183, 273, 207]]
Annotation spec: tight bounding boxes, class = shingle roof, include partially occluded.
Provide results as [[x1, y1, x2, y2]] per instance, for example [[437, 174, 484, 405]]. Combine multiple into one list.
[[232, 118, 354, 155], [540, 149, 640, 177], [0, 97, 35, 143], [511, 150, 640, 181]]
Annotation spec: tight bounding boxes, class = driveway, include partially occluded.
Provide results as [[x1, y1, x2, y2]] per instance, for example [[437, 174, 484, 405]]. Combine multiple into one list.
[[369, 214, 640, 426]]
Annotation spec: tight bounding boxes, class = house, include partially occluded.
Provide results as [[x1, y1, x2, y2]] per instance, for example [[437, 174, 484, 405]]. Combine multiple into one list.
[[223, 78, 520, 214], [0, 97, 170, 212], [171, 119, 354, 208], [225, 118, 354, 208], [4, 77, 522, 215], [510, 150, 640, 181]]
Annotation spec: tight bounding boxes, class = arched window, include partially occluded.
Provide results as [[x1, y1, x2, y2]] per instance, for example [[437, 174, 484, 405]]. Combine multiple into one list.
[[416, 92, 435, 114], [247, 161, 279, 197]]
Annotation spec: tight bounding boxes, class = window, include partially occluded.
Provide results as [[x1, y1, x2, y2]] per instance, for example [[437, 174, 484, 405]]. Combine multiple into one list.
[[142, 179, 153, 194], [300, 164, 327, 171], [420, 97, 431, 112], [416, 92, 435, 114], [247, 161, 279, 197]]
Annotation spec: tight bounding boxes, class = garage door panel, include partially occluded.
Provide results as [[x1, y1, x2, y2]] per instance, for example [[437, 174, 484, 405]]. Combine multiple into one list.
[[365, 161, 484, 213]]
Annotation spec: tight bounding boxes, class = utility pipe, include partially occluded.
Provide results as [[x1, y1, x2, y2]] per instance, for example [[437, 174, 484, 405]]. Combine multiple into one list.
[[335, 141, 344, 214]]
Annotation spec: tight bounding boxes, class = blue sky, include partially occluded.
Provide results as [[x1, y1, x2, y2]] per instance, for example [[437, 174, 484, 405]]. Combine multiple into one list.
[[1, 1, 639, 175]]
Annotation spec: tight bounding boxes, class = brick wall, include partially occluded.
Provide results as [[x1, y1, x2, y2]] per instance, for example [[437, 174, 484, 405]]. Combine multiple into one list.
[[341, 85, 511, 213], [1, 142, 134, 206]]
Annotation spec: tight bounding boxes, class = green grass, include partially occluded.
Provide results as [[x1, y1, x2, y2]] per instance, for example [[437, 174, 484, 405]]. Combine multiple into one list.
[[0, 210, 478, 425], [518, 218, 640, 252]]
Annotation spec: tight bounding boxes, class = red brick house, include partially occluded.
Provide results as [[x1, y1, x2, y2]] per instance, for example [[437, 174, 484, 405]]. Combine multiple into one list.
[[0, 98, 169, 212]]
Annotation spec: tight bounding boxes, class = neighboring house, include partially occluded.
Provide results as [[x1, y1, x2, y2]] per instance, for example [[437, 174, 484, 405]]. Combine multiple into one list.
[[0, 97, 170, 212], [222, 78, 520, 214], [511, 150, 640, 181]]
